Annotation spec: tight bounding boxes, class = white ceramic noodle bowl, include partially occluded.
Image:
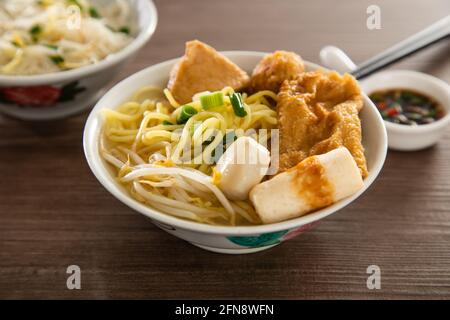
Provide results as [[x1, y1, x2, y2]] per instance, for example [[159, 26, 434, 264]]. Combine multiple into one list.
[[320, 46, 450, 151], [0, 0, 157, 121], [83, 51, 388, 254]]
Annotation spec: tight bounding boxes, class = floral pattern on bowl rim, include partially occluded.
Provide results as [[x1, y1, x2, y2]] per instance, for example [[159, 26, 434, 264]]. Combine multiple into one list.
[[0, 81, 86, 107], [227, 221, 321, 248]]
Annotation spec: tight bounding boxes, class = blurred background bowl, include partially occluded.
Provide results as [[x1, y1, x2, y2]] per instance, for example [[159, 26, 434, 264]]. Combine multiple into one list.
[[0, 0, 157, 121]]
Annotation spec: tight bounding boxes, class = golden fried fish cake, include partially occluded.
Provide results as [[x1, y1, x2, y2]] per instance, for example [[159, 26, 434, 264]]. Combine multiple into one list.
[[168, 40, 250, 104], [277, 71, 368, 178], [249, 51, 304, 93]]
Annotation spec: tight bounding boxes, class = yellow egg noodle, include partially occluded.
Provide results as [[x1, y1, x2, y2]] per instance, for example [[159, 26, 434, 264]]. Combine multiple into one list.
[[100, 86, 278, 226], [0, 0, 133, 75]]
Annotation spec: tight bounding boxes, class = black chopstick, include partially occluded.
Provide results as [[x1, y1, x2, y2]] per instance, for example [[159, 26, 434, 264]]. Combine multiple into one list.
[[352, 15, 450, 80]]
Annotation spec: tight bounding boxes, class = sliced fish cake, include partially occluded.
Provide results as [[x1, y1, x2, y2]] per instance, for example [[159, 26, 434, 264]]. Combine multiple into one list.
[[168, 40, 250, 104]]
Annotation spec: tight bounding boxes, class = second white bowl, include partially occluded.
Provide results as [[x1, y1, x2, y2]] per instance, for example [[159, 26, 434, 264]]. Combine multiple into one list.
[[0, 0, 158, 121]]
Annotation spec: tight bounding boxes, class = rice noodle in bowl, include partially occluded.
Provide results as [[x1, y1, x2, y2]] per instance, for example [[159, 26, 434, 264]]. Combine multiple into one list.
[[0, 0, 134, 75]]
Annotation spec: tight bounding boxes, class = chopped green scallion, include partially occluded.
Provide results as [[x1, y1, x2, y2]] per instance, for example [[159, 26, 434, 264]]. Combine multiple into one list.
[[200, 92, 224, 110], [89, 7, 101, 18], [30, 24, 42, 41], [118, 26, 130, 34], [177, 105, 198, 124], [43, 44, 58, 50], [49, 55, 65, 67], [229, 92, 247, 117]]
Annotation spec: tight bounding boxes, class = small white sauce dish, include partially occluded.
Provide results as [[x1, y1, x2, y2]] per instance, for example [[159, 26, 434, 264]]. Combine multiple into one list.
[[83, 51, 387, 254], [0, 0, 157, 121], [321, 46, 450, 151]]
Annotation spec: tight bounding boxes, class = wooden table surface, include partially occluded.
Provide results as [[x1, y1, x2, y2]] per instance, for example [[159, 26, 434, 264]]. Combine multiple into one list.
[[1, 0, 449, 299]]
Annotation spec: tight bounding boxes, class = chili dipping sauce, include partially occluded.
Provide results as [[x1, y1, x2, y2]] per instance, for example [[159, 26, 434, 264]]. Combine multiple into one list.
[[369, 89, 445, 125]]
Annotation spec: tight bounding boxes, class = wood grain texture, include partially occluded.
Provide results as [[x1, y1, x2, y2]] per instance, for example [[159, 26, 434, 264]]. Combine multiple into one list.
[[1, 0, 449, 299]]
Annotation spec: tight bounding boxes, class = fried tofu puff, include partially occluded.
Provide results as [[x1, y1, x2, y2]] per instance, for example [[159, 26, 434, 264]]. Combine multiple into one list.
[[277, 71, 368, 178], [249, 51, 305, 93], [168, 40, 250, 104]]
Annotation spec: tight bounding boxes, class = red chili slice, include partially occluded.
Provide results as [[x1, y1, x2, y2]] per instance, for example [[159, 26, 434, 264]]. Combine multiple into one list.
[[386, 108, 398, 117], [377, 102, 387, 110]]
